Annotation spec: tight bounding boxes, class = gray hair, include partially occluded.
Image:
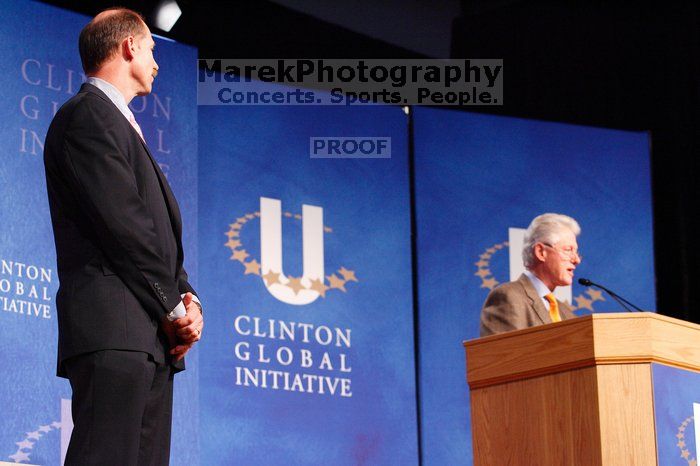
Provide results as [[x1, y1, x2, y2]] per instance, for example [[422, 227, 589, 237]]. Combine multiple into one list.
[[522, 213, 581, 269]]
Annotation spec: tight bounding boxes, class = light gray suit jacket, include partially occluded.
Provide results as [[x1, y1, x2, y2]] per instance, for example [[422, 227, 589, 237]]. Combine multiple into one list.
[[479, 273, 576, 337]]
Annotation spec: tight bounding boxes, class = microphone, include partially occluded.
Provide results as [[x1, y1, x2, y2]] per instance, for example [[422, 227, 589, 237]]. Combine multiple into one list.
[[577, 278, 644, 312]]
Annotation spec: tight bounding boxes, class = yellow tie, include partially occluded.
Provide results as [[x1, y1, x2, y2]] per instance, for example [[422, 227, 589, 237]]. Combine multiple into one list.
[[544, 293, 561, 323]]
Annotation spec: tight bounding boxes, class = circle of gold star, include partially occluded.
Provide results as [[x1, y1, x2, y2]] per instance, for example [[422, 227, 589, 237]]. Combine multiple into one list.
[[474, 241, 605, 313], [474, 241, 509, 290], [9, 419, 63, 463], [676, 415, 697, 466], [224, 211, 358, 298]]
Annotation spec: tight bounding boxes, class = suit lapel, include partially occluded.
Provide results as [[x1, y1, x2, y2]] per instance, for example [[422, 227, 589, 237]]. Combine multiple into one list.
[[80, 83, 183, 242], [137, 138, 183, 241], [559, 300, 576, 320], [517, 273, 551, 325]]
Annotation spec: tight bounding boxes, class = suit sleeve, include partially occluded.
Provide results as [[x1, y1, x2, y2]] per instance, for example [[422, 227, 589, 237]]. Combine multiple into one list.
[[177, 265, 197, 296], [59, 98, 182, 319], [479, 287, 527, 336]]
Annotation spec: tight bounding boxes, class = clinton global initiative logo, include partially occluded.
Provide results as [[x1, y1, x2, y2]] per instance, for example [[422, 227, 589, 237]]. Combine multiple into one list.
[[676, 416, 697, 465], [675, 404, 700, 466], [224, 197, 358, 305], [473, 238, 604, 313], [6, 423, 58, 465], [5, 399, 72, 465]]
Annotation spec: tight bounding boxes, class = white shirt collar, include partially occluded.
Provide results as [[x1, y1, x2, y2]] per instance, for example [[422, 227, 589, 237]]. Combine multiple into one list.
[[524, 270, 552, 299], [86, 76, 134, 123]]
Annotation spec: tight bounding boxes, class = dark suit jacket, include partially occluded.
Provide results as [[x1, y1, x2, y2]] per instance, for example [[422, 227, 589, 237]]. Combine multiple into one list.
[[44, 83, 195, 377], [479, 273, 575, 337]]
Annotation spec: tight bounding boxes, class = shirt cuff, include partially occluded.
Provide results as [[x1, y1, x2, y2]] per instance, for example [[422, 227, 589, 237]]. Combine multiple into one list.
[[181, 293, 201, 305], [180, 293, 203, 313], [166, 300, 186, 321]]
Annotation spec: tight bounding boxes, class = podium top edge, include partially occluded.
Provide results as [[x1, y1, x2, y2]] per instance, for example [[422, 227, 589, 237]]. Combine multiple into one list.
[[462, 312, 700, 348]]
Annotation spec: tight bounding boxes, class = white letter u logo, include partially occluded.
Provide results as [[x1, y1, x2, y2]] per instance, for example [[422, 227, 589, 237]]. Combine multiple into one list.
[[259, 197, 324, 305]]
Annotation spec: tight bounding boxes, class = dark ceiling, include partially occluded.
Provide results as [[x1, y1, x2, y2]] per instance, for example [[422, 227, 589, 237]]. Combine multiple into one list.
[[39, 0, 424, 58]]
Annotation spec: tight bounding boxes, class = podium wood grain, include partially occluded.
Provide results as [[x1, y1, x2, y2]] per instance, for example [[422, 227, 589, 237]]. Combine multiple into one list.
[[465, 313, 700, 466]]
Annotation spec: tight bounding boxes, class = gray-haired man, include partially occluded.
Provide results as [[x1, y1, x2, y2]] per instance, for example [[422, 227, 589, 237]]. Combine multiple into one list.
[[479, 213, 582, 336]]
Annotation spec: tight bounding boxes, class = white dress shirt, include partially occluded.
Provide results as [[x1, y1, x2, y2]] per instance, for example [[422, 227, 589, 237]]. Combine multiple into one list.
[[524, 270, 555, 311]]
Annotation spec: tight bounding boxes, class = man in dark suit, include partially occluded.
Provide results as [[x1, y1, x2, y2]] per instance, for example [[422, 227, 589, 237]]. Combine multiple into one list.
[[480, 213, 581, 336], [43, 8, 203, 465]]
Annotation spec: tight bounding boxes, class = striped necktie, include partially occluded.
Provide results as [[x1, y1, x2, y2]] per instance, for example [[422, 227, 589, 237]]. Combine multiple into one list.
[[544, 293, 561, 323]]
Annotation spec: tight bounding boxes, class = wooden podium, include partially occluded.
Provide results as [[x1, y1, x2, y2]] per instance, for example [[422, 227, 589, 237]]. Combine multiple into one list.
[[464, 312, 700, 465]]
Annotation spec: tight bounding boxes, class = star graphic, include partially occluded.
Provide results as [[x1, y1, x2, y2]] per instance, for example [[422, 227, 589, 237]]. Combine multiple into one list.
[[494, 244, 504, 250], [677, 432, 685, 439], [479, 252, 492, 260], [225, 230, 237, 238], [474, 259, 488, 268], [480, 277, 498, 289], [254, 212, 260, 217], [38, 425, 52, 433], [244, 259, 261, 275], [245, 214, 255, 219], [262, 270, 280, 286], [231, 249, 249, 262], [26, 431, 41, 440], [486, 247, 496, 254], [574, 295, 593, 311], [586, 288, 604, 301], [284, 212, 292, 217], [9, 450, 31, 463], [263, 270, 281, 285], [338, 267, 358, 282], [287, 276, 306, 295], [228, 222, 238, 228], [682, 449, 690, 459], [51, 421, 61, 428], [16, 439, 34, 450], [294, 214, 302, 219], [475, 268, 490, 278], [309, 278, 329, 298], [236, 216, 247, 223], [231, 223, 242, 231], [324, 227, 333, 233], [678, 440, 686, 448], [680, 426, 686, 432], [689, 459, 697, 466], [327, 274, 347, 292], [225, 239, 241, 249]]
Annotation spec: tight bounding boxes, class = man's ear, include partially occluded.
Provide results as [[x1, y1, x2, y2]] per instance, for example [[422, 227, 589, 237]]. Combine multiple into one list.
[[122, 36, 136, 60], [533, 243, 546, 262]]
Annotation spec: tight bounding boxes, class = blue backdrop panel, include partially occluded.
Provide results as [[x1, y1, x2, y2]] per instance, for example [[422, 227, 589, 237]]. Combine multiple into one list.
[[652, 364, 700, 465], [0, 2, 199, 464], [413, 107, 655, 465], [198, 104, 418, 465]]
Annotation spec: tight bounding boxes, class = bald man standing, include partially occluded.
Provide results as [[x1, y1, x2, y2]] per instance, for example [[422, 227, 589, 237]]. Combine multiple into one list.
[[44, 9, 203, 465]]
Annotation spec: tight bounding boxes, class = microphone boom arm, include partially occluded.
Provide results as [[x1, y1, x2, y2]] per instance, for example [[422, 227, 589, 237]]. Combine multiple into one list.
[[578, 278, 644, 312]]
